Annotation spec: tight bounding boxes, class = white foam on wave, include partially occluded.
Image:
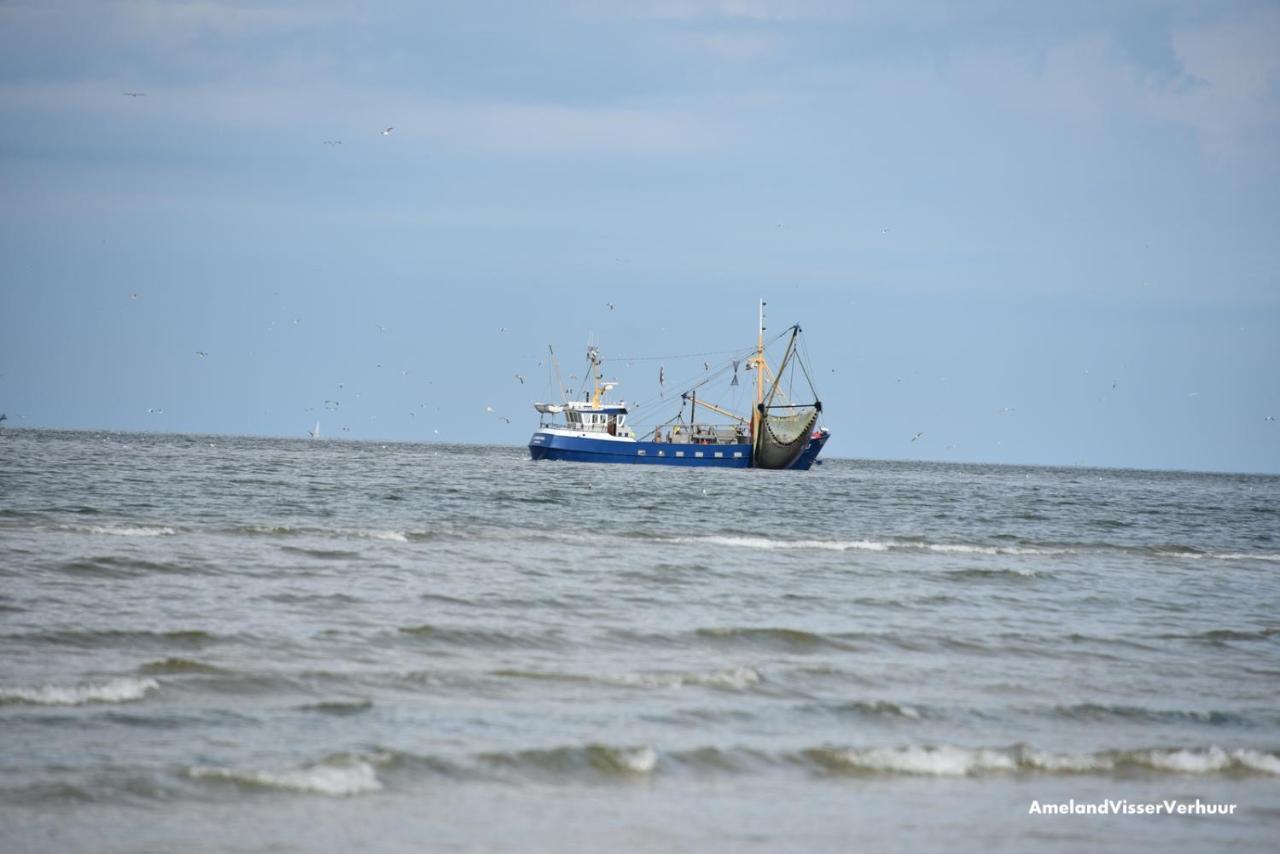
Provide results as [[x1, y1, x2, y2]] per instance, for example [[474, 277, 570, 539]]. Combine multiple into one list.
[[189, 760, 383, 796], [927, 544, 1001, 555], [835, 745, 1017, 776], [1234, 749, 1280, 775], [1142, 747, 1234, 773], [84, 525, 176, 537], [678, 535, 890, 552], [1128, 746, 1280, 775], [613, 746, 658, 774], [626, 666, 762, 690], [673, 534, 1068, 558], [357, 530, 409, 542], [1022, 750, 1115, 773], [0, 676, 159, 705]]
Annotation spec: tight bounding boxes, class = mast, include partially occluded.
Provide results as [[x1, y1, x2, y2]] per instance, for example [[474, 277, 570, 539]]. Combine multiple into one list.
[[549, 345, 567, 401], [752, 299, 766, 448]]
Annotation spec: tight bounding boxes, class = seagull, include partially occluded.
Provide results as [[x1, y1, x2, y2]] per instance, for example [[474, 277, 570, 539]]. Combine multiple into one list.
[[322, 139, 342, 146], [515, 374, 524, 384], [0, 413, 7, 425], [381, 127, 394, 136], [498, 327, 508, 334], [147, 407, 164, 415], [607, 302, 615, 311], [911, 431, 923, 442], [129, 292, 140, 300], [195, 351, 208, 357], [703, 361, 710, 372], [122, 92, 146, 98], [1266, 416, 1276, 422]]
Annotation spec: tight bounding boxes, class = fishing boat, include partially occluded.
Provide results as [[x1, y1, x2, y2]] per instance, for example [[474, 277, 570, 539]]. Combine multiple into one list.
[[528, 301, 830, 469]]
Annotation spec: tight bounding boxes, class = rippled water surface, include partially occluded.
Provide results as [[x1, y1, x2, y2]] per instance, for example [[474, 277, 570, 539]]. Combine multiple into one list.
[[1, 429, 1278, 852]]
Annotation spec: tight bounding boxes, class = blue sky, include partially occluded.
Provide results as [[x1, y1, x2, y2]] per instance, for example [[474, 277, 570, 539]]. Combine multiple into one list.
[[1, 0, 1277, 472]]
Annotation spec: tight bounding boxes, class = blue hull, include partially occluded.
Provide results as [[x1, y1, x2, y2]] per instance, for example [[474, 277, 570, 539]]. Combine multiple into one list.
[[528, 430, 829, 470]]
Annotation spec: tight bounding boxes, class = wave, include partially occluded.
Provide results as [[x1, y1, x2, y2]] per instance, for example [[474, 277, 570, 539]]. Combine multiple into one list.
[[55, 555, 215, 577], [798, 745, 1280, 777], [397, 624, 563, 649], [1158, 628, 1280, 643], [0, 676, 158, 706], [674, 535, 890, 552], [138, 658, 224, 675], [1049, 703, 1259, 726], [82, 525, 176, 537], [479, 744, 658, 777], [278, 545, 363, 560], [662, 534, 1280, 563], [189, 758, 382, 796], [294, 700, 374, 715], [694, 626, 853, 652], [492, 665, 763, 691], [943, 567, 1037, 580], [3, 628, 219, 650], [811, 700, 926, 720], [1154, 548, 1280, 563], [354, 530, 408, 542]]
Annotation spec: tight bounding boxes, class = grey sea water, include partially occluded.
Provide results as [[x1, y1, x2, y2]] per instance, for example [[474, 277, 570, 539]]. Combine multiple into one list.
[[1, 428, 1277, 853]]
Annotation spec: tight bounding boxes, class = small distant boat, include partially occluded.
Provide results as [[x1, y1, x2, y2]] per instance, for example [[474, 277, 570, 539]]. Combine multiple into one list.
[[529, 301, 829, 469], [309, 421, 320, 439]]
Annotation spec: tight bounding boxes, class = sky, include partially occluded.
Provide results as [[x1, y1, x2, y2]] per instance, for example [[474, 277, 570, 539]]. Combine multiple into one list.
[[1, 0, 1278, 473]]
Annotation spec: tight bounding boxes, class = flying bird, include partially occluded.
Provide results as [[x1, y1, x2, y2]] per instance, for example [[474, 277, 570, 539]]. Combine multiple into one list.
[[514, 374, 524, 385], [322, 139, 342, 146], [1266, 416, 1276, 422], [381, 127, 394, 136], [607, 302, 615, 311], [122, 92, 146, 98], [195, 351, 208, 357], [911, 432, 923, 442]]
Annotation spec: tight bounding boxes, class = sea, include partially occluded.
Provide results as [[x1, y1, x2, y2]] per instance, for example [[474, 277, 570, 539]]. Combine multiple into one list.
[[1, 428, 1277, 853]]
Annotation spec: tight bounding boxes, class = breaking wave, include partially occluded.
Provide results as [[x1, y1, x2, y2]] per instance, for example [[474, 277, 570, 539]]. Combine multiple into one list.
[[492, 665, 763, 691], [83, 525, 176, 537], [663, 534, 1280, 563], [479, 744, 658, 777], [799, 745, 1280, 777], [189, 758, 382, 796], [0, 677, 158, 706]]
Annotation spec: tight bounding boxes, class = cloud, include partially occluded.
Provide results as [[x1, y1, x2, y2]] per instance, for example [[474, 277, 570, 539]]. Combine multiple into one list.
[[1152, 7, 1280, 161]]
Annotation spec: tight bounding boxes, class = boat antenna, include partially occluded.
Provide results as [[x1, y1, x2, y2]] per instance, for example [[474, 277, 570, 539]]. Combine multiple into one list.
[[753, 298, 766, 446], [548, 344, 568, 401]]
